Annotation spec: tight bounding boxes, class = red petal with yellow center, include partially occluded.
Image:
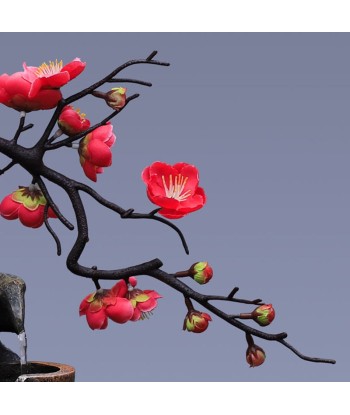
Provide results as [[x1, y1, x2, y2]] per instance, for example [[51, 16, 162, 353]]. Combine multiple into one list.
[[173, 163, 199, 194]]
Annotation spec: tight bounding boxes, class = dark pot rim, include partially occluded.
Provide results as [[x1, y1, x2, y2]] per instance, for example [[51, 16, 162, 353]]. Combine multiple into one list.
[[1, 361, 75, 382]]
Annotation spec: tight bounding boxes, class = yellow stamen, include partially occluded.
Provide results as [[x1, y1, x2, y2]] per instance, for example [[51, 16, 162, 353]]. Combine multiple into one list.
[[35, 59, 63, 77], [162, 174, 191, 202]]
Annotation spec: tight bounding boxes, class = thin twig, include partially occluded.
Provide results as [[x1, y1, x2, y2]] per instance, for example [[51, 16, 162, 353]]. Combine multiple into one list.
[[107, 78, 152, 87], [35, 176, 74, 230], [75, 181, 189, 254], [278, 339, 336, 364], [0, 160, 17, 176], [12, 112, 26, 144], [44, 204, 62, 256], [204, 294, 263, 305]]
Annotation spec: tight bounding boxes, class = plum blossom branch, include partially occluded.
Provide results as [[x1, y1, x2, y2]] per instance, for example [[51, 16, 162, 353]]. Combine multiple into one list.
[[74, 181, 189, 254], [277, 339, 335, 364], [36, 51, 168, 149], [0, 160, 17, 176], [64, 50, 169, 106], [12, 111, 26, 144], [146, 268, 335, 364], [35, 176, 74, 231], [107, 78, 153, 87], [0, 51, 336, 368], [44, 203, 62, 256], [45, 94, 140, 150]]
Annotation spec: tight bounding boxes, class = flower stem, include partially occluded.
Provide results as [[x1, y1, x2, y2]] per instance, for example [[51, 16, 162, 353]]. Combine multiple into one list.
[[184, 296, 194, 311], [175, 270, 191, 278]]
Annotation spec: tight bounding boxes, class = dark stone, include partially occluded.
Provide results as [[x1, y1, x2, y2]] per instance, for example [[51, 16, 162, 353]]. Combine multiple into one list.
[[0, 273, 26, 334], [0, 341, 20, 363]]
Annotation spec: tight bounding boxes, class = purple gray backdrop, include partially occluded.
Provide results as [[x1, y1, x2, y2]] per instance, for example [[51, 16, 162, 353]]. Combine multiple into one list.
[[0, 33, 349, 381]]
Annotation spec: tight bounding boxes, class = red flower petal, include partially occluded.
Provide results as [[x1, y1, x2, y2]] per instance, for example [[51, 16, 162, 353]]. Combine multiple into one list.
[[40, 72, 70, 89], [175, 188, 206, 212], [61, 58, 86, 80], [157, 209, 186, 219], [130, 307, 141, 321], [110, 280, 128, 297], [175, 163, 200, 194], [0, 195, 19, 219], [136, 297, 157, 312], [18, 204, 45, 228], [79, 298, 90, 316], [91, 124, 113, 142], [86, 309, 108, 330], [141, 166, 151, 184], [143, 289, 162, 299], [87, 140, 112, 167], [105, 298, 134, 324], [81, 160, 97, 182], [28, 78, 44, 99], [48, 207, 57, 218]]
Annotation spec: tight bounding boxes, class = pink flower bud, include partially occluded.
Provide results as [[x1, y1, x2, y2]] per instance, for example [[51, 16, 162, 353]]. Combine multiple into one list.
[[58, 105, 90, 136], [246, 344, 266, 367], [183, 310, 212, 333], [106, 87, 127, 110], [189, 261, 213, 284], [252, 304, 275, 327]]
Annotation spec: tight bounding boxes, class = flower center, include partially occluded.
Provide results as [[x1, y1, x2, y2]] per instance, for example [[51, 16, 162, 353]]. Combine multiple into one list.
[[35, 59, 63, 77], [162, 174, 191, 201]]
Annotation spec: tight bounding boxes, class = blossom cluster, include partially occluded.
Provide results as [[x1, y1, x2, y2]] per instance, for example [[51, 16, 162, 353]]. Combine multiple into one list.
[[79, 277, 161, 330]]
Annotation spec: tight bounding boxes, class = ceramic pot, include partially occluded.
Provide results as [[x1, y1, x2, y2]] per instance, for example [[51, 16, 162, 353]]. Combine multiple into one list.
[[0, 361, 75, 382]]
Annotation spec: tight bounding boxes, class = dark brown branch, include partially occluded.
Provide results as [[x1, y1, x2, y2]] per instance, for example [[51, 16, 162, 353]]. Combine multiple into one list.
[[63, 51, 169, 107], [61, 184, 164, 279], [0, 51, 334, 368], [278, 339, 336, 364], [204, 294, 263, 306], [0, 160, 17, 176], [21, 123, 34, 133], [12, 112, 26, 144], [228, 287, 240, 298], [75, 181, 189, 254], [147, 268, 335, 364], [107, 78, 152, 87], [35, 100, 66, 148], [44, 204, 62, 256], [35, 176, 74, 231]]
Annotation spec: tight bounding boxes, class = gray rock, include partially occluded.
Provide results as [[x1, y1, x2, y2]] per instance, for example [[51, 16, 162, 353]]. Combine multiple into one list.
[[0, 273, 26, 334], [0, 340, 19, 363]]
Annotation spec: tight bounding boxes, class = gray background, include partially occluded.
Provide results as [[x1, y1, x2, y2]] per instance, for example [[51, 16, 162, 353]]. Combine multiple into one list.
[[0, 33, 349, 381]]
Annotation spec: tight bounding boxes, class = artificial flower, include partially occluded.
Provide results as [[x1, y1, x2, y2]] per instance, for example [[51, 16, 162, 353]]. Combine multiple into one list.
[[183, 310, 212, 333], [0, 58, 85, 112], [58, 105, 90, 136], [0, 185, 56, 228], [142, 161, 206, 219], [79, 123, 116, 182]]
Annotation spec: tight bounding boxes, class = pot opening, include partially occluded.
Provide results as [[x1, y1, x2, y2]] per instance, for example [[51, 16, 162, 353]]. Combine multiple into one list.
[[0, 362, 59, 382]]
